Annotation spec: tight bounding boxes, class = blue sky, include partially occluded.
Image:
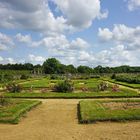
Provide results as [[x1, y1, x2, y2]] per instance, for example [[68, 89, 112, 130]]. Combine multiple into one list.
[[0, 0, 140, 67]]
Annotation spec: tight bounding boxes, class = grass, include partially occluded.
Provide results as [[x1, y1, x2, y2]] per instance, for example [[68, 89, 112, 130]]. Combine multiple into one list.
[[19, 78, 60, 88], [2, 78, 140, 98], [0, 99, 41, 124], [104, 78, 140, 89], [19, 78, 102, 88], [20, 78, 112, 92], [79, 100, 140, 123], [73, 79, 102, 89], [4, 88, 140, 99]]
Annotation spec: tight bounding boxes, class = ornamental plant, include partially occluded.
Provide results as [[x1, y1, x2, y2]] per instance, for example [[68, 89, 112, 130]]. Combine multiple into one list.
[[54, 80, 74, 93], [98, 82, 108, 91], [6, 83, 22, 93]]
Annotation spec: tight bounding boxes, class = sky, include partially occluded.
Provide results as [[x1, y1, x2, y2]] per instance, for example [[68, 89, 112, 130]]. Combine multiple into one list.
[[0, 0, 140, 67]]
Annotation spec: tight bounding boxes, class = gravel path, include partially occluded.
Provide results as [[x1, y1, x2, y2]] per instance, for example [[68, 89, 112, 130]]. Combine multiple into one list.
[[0, 99, 140, 140]]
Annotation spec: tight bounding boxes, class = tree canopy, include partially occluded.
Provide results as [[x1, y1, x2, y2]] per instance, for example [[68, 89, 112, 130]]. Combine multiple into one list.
[[0, 58, 140, 74]]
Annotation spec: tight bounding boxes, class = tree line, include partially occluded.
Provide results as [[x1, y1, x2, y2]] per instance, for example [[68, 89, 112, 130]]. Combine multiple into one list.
[[0, 58, 140, 74]]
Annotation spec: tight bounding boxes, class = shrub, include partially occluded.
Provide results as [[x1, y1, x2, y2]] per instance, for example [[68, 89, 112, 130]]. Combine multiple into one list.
[[98, 82, 108, 91], [111, 73, 116, 79], [54, 80, 74, 93], [1, 74, 14, 82], [0, 74, 3, 82], [90, 75, 100, 78], [114, 74, 140, 84], [50, 74, 58, 79], [112, 84, 119, 92], [6, 83, 22, 93], [20, 74, 29, 80], [0, 95, 9, 106], [81, 87, 88, 92]]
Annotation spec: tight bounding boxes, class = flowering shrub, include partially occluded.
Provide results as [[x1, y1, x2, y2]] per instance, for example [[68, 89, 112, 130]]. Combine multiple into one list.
[[6, 83, 22, 93], [98, 82, 108, 91], [112, 84, 119, 92], [54, 80, 74, 93]]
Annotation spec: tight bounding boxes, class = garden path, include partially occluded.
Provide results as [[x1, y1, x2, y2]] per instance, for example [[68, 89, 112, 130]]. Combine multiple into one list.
[[0, 99, 140, 140]]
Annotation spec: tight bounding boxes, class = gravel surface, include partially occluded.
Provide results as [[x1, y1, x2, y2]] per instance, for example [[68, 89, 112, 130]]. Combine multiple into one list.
[[0, 99, 140, 140]]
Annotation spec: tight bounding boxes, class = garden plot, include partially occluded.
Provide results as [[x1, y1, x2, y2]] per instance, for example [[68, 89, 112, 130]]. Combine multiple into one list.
[[0, 99, 140, 140], [0, 99, 41, 124], [3, 78, 140, 98], [102, 102, 140, 110], [79, 100, 140, 123]]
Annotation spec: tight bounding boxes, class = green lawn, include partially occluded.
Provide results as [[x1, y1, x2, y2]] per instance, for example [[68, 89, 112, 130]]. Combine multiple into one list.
[[20, 78, 109, 91], [79, 100, 140, 123], [73, 79, 103, 89], [4, 88, 140, 98], [19, 78, 60, 88], [2, 78, 140, 98], [0, 99, 41, 124], [104, 78, 140, 89]]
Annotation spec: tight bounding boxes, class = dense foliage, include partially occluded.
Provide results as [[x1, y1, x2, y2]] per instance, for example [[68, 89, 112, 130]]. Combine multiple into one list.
[[0, 95, 9, 106], [0, 63, 34, 70], [113, 74, 140, 84], [0, 70, 30, 83], [6, 83, 22, 93], [0, 58, 140, 74], [54, 80, 74, 93]]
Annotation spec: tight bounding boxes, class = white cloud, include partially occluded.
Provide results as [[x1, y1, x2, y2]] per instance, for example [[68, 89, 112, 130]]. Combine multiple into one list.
[[0, 0, 68, 35], [0, 32, 14, 50], [54, 0, 108, 29], [6, 58, 16, 64], [28, 54, 45, 63], [70, 38, 90, 50], [98, 28, 113, 41], [95, 45, 139, 66], [0, 56, 16, 64], [41, 35, 69, 49], [78, 51, 94, 62], [0, 0, 108, 34], [98, 24, 140, 50], [30, 34, 90, 51], [127, 0, 140, 11], [14, 31, 139, 66], [0, 56, 3, 61], [15, 33, 32, 43], [55, 44, 140, 67], [75, 44, 139, 67], [97, 10, 109, 20]]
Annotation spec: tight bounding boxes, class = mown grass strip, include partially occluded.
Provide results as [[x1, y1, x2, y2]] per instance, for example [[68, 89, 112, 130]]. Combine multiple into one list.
[[104, 79, 140, 89], [4, 88, 140, 99], [79, 100, 140, 123], [0, 100, 41, 124]]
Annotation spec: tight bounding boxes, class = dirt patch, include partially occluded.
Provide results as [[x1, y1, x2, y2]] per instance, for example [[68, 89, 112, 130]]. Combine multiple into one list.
[[103, 102, 140, 110], [0, 99, 140, 140]]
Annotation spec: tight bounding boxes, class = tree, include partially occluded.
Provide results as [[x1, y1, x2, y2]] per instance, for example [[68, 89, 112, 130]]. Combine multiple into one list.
[[43, 58, 62, 74], [66, 65, 77, 74], [77, 65, 93, 74]]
